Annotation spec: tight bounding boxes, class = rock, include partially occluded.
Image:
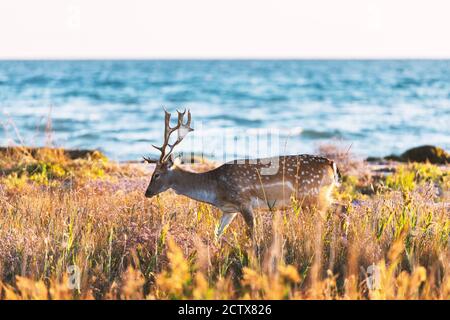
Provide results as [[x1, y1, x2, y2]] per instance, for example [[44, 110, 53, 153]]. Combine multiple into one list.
[[386, 145, 449, 164], [366, 156, 385, 163]]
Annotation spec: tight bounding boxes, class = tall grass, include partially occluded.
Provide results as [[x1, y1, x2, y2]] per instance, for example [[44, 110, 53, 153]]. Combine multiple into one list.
[[0, 147, 449, 299]]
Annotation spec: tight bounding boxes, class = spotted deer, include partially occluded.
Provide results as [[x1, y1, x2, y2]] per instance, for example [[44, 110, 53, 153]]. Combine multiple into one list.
[[144, 109, 341, 238]]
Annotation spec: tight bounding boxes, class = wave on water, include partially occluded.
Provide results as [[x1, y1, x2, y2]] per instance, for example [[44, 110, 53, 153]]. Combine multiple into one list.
[[1, 60, 449, 161]]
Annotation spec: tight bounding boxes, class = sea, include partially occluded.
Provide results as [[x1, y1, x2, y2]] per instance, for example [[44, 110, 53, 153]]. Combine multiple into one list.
[[1, 60, 449, 161]]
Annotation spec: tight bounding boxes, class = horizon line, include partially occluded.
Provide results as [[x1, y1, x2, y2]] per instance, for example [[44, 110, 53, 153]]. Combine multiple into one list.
[[1, 56, 450, 61]]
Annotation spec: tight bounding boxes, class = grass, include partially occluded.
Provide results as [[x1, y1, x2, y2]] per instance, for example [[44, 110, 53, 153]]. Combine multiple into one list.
[[0, 146, 449, 299]]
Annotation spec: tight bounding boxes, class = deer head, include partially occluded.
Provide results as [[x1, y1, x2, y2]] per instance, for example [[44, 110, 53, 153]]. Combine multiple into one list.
[[144, 109, 194, 198]]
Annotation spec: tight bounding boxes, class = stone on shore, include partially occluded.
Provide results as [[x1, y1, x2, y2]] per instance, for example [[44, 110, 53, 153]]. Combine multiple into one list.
[[387, 145, 449, 164], [368, 145, 449, 164]]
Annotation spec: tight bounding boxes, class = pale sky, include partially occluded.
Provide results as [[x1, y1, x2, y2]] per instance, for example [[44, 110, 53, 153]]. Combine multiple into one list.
[[1, 0, 450, 59]]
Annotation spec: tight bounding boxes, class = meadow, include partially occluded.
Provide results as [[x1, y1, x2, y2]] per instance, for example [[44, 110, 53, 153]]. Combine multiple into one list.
[[0, 145, 449, 299]]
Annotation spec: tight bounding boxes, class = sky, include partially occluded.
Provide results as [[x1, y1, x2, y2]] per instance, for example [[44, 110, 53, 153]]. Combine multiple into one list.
[[1, 0, 450, 59]]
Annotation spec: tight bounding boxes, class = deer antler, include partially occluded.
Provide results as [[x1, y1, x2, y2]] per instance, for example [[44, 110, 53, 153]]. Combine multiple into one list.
[[152, 108, 194, 163]]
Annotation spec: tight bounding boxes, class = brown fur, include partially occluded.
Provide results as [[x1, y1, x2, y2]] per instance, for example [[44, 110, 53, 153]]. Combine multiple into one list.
[[146, 154, 340, 236]]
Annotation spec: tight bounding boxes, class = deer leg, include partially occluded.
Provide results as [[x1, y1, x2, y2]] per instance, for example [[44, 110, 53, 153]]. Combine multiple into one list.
[[240, 205, 255, 237], [215, 212, 238, 239]]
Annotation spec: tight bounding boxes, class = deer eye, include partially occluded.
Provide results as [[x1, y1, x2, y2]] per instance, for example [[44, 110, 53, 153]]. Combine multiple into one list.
[[153, 173, 161, 180]]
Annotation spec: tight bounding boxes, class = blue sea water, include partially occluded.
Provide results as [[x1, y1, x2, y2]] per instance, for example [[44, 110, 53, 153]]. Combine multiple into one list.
[[0, 60, 449, 161]]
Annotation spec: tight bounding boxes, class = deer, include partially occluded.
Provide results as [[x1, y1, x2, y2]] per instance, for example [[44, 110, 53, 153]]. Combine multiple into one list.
[[144, 109, 341, 238]]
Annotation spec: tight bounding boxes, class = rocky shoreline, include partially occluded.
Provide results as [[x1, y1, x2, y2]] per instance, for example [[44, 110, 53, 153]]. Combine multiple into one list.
[[2, 144, 448, 163], [366, 145, 450, 165]]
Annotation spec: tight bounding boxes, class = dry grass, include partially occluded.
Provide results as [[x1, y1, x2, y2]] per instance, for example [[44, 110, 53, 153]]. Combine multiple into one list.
[[0, 147, 449, 300]]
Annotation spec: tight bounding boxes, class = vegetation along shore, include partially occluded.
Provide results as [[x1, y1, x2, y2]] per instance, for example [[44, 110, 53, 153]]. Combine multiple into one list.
[[0, 144, 448, 299]]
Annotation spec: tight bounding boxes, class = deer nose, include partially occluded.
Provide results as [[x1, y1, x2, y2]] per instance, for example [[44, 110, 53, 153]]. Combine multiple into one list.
[[145, 189, 154, 198]]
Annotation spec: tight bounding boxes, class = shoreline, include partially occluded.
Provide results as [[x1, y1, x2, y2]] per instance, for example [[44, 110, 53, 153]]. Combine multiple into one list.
[[1, 144, 449, 165]]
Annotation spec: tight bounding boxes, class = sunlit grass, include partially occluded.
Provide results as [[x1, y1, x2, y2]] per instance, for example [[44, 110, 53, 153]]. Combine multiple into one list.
[[0, 147, 449, 299]]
